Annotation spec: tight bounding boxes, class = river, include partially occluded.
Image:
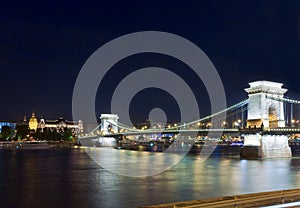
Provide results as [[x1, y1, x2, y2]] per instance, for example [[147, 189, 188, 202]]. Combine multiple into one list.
[[1, 148, 300, 208]]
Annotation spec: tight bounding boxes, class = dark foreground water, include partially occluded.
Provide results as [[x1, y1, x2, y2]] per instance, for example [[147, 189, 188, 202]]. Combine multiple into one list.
[[1, 148, 300, 208]]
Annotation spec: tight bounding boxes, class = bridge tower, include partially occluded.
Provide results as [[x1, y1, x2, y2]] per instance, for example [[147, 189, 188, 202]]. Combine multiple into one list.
[[241, 81, 291, 159], [100, 114, 119, 135], [245, 81, 287, 128]]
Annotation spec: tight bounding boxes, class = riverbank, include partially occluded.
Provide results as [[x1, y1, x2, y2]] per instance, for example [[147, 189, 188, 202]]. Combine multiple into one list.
[[139, 189, 300, 208], [0, 141, 81, 149]]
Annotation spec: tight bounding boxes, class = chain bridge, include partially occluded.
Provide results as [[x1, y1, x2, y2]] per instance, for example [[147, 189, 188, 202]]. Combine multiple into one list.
[[79, 81, 300, 158]]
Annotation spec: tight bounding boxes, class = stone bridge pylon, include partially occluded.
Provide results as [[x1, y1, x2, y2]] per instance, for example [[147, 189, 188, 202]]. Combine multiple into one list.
[[245, 80, 287, 129], [241, 81, 291, 159]]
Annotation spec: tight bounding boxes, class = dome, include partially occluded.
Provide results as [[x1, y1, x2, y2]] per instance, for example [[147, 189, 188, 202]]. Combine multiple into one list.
[[29, 111, 38, 131]]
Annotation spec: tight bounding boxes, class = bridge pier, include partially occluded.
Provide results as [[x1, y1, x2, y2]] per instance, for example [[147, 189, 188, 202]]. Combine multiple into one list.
[[241, 134, 291, 159]]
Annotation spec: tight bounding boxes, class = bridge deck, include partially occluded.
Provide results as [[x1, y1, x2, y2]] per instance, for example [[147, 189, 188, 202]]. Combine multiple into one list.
[[80, 127, 300, 138]]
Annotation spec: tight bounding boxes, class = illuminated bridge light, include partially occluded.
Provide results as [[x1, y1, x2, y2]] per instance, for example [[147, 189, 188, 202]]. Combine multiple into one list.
[[81, 93, 300, 137]]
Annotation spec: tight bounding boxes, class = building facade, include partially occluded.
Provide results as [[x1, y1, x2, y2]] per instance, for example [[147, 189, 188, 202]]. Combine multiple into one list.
[[29, 111, 38, 131], [38, 117, 84, 134], [0, 121, 16, 132]]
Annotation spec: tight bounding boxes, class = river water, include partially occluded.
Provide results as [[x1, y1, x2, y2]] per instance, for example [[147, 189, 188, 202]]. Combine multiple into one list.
[[1, 148, 300, 208]]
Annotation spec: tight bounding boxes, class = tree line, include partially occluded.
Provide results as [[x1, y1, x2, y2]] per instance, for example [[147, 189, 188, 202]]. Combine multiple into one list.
[[0, 124, 74, 142]]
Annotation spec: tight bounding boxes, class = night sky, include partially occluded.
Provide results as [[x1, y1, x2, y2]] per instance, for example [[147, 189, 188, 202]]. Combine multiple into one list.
[[1, 1, 300, 124]]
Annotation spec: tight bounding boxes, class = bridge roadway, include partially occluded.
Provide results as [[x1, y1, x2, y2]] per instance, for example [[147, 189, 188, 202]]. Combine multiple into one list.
[[80, 127, 300, 138], [240, 127, 300, 135], [80, 127, 300, 139], [104, 128, 239, 137]]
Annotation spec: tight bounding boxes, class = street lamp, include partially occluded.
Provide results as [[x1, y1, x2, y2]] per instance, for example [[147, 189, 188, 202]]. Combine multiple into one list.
[[292, 119, 296, 127], [222, 121, 227, 128]]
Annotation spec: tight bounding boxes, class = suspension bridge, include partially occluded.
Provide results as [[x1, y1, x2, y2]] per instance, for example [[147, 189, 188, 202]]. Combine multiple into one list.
[[79, 81, 300, 158]]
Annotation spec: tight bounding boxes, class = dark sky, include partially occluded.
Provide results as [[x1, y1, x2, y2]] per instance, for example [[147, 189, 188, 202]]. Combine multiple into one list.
[[1, 0, 300, 124]]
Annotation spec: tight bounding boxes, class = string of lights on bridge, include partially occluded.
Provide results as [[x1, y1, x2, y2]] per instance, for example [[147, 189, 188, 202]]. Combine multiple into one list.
[[266, 95, 300, 104], [87, 99, 249, 136], [84, 95, 300, 136]]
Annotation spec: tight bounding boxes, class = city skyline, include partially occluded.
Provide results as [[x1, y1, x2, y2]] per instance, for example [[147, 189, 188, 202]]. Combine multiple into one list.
[[1, 2, 300, 207], [1, 1, 300, 123]]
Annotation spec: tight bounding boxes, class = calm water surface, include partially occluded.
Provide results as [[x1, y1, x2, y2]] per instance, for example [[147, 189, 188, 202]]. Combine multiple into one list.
[[1, 148, 300, 208]]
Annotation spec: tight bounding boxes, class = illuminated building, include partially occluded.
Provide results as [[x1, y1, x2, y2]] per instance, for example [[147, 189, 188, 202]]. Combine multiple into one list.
[[28, 111, 38, 131], [0, 121, 16, 132], [38, 117, 83, 134]]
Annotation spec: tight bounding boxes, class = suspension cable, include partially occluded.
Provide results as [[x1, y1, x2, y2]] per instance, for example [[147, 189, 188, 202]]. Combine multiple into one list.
[[174, 99, 249, 129], [89, 99, 249, 134], [266, 95, 300, 105]]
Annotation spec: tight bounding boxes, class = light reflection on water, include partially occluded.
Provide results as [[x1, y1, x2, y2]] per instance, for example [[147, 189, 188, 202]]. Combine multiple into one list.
[[85, 147, 188, 177], [0, 148, 300, 208]]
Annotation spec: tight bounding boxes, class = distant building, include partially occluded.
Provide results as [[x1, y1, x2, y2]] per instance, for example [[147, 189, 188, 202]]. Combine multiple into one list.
[[38, 117, 83, 134], [0, 121, 16, 132], [29, 111, 38, 131]]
